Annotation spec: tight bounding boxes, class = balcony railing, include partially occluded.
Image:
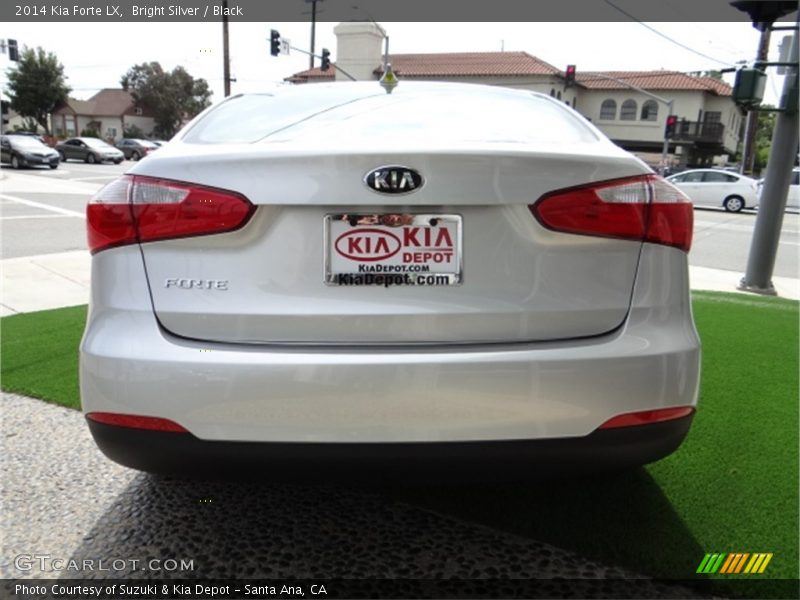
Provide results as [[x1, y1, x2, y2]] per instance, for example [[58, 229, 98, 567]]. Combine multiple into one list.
[[671, 121, 725, 144]]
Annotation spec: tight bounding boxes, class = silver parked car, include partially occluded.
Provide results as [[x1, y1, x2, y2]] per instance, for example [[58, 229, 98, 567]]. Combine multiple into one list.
[[55, 137, 124, 164], [667, 168, 759, 212], [116, 138, 159, 161], [81, 82, 700, 478]]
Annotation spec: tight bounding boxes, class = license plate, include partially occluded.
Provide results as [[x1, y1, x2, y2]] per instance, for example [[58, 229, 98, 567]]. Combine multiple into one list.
[[324, 213, 462, 286]]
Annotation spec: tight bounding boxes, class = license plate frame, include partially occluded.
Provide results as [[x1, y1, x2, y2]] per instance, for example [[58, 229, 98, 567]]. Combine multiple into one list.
[[324, 213, 463, 287]]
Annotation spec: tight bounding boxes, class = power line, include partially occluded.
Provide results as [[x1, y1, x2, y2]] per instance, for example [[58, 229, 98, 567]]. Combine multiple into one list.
[[602, 0, 737, 67]]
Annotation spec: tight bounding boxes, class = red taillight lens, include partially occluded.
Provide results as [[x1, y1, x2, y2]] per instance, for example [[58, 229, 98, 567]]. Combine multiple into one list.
[[86, 412, 188, 433], [531, 174, 693, 252], [598, 406, 695, 430], [87, 175, 254, 253]]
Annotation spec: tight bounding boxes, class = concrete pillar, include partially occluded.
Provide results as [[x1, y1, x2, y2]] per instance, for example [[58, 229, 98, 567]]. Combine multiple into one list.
[[333, 22, 383, 82]]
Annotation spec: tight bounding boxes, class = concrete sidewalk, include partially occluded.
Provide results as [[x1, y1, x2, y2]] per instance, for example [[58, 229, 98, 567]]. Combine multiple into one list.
[[1, 249, 798, 315]]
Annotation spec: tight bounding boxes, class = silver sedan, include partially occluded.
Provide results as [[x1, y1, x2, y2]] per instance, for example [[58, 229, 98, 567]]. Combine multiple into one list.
[[80, 82, 700, 479]]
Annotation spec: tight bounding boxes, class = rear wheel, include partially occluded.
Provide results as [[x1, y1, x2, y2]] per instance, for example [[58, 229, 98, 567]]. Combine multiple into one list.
[[723, 196, 744, 212], [131, 151, 141, 161], [87, 153, 97, 164]]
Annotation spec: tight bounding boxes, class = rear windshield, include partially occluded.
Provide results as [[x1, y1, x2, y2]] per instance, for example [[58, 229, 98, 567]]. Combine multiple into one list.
[[182, 87, 598, 146]]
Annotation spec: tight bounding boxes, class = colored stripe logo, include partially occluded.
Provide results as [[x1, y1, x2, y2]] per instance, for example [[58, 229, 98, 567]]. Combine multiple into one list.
[[697, 553, 773, 574]]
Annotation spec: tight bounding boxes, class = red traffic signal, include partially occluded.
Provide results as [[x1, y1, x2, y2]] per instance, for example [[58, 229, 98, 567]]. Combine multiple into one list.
[[565, 64, 576, 88], [664, 115, 678, 139]]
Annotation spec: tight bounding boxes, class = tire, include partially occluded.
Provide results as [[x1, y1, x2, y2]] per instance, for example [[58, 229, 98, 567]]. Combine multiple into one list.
[[11, 155, 20, 169], [87, 153, 97, 164], [58, 151, 66, 162], [131, 151, 141, 161], [723, 196, 744, 212], [49, 163, 58, 170], [114, 159, 123, 164]]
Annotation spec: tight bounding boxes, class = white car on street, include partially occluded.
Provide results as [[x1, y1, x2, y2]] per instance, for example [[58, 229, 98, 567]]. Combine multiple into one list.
[[666, 168, 759, 212], [80, 82, 700, 478], [757, 168, 800, 211]]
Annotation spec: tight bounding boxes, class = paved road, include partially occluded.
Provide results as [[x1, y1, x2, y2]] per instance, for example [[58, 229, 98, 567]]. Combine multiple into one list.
[[1, 393, 705, 598], [2, 162, 798, 278]]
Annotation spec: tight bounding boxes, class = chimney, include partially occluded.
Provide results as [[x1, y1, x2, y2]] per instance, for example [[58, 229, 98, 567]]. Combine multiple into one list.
[[333, 21, 384, 82]]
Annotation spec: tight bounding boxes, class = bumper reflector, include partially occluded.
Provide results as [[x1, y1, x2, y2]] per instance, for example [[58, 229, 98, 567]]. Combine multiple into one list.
[[598, 406, 695, 430], [86, 412, 188, 433]]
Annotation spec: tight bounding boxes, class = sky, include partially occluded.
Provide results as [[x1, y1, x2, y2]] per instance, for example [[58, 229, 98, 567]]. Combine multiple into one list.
[[0, 21, 791, 106]]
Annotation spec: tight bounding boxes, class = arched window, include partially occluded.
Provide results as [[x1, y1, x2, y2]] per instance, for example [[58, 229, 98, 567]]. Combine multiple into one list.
[[556, 91, 562, 100], [550, 88, 555, 97], [620, 99, 637, 120], [641, 100, 658, 121], [599, 99, 616, 120]]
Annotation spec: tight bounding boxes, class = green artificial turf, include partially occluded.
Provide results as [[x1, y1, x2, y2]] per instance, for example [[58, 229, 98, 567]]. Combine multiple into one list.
[[0, 294, 798, 594], [0, 304, 86, 410], [389, 291, 799, 596]]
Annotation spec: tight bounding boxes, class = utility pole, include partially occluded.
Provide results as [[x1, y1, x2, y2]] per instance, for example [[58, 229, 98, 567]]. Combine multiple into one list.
[[740, 27, 772, 175], [739, 26, 798, 295], [305, 0, 324, 70], [222, 0, 231, 97]]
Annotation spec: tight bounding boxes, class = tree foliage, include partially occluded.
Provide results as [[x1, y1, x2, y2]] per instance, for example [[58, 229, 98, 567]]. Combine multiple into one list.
[[6, 47, 70, 135], [754, 107, 777, 172], [120, 62, 212, 138]]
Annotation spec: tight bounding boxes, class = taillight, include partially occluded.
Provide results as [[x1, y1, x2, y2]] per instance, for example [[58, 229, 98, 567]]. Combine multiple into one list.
[[530, 174, 693, 252], [87, 175, 254, 253], [598, 406, 695, 429], [86, 412, 188, 433]]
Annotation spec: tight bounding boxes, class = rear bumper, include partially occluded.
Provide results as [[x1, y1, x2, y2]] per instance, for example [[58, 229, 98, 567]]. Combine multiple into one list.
[[80, 244, 701, 463], [87, 414, 694, 479]]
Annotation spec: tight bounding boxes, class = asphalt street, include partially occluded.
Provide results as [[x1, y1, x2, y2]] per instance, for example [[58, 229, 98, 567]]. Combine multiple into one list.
[[2, 161, 798, 277], [1, 392, 707, 598]]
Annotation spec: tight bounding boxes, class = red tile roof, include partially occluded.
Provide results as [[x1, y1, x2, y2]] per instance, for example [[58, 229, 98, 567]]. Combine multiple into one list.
[[288, 51, 561, 81], [289, 56, 732, 96], [576, 71, 732, 96]]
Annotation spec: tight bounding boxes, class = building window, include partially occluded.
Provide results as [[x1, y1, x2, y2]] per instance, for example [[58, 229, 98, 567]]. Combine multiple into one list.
[[550, 88, 555, 97], [641, 100, 658, 121], [704, 111, 721, 123], [620, 99, 637, 120], [556, 91, 561, 100], [599, 99, 617, 120], [135, 107, 143, 116]]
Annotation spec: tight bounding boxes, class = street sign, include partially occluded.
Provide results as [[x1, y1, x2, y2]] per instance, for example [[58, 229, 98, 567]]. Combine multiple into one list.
[[280, 39, 291, 55]]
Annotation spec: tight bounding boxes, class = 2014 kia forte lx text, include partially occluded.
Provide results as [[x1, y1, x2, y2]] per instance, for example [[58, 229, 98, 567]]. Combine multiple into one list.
[[80, 82, 701, 478]]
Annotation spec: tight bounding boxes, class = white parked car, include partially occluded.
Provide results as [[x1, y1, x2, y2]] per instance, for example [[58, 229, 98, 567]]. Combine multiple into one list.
[[80, 82, 700, 478], [756, 168, 800, 211], [666, 168, 759, 212]]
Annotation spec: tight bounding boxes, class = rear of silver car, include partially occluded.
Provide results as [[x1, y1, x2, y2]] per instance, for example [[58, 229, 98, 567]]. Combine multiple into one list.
[[80, 83, 700, 478]]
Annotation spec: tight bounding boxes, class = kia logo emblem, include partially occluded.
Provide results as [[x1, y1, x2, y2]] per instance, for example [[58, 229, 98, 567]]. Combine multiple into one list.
[[364, 166, 424, 194], [335, 228, 402, 261]]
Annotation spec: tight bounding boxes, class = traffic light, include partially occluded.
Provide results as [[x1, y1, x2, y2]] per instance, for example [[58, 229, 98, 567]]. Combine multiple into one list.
[[8, 39, 18, 62], [664, 115, 678, 139], [732, 68, 767, 109], [270, 30, 280, 57], [564, 64, 576, 88], [320, 48, 331, 71]]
